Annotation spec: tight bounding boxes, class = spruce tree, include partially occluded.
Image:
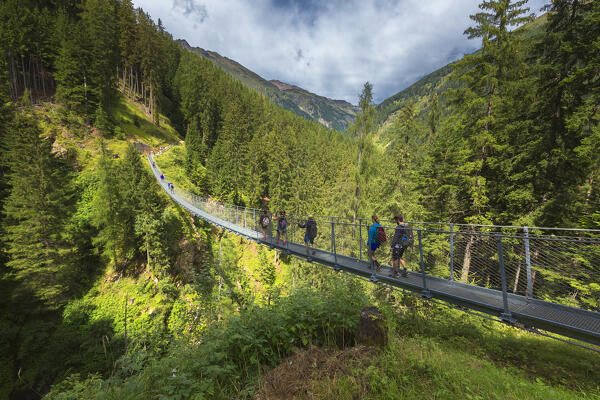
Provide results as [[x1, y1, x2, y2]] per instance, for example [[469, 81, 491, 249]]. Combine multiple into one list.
[[92, 142, 126, 268], [444, 0, 532, 224], [353, 82, 375, 225], [2, 114, 74, 308]]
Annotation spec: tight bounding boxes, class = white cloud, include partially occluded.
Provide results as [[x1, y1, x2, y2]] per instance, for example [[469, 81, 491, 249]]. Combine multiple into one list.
[[133, 0, 550, 104]]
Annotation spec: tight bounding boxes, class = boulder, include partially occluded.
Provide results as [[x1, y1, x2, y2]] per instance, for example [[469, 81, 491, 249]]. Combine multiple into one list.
[[357, 306, 388, 346]]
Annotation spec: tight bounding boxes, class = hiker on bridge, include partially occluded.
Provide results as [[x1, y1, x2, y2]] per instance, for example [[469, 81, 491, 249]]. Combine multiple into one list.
[[298, 215, 317, 255], [390, 214, 409, 278], [170, 183, 174, 193], [259, 209, 271, 240], [273, 210, 288, 246], [367, 215, 385, 271]]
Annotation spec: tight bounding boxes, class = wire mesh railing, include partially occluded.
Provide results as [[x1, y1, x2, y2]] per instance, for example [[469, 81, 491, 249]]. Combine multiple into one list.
[[149, 155, 600, 314]]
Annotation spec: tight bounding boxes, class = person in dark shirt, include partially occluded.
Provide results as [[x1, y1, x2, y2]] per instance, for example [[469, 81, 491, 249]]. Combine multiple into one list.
[[272, 210, 288, 246], [298, 215, 317, 255], [390, 214, 409, 277]]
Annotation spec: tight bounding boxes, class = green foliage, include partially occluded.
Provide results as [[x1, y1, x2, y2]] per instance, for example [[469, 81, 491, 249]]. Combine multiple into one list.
[[94, 104, 112, 135], [2, 113, 75, 308], [44, 284, 368, 400]]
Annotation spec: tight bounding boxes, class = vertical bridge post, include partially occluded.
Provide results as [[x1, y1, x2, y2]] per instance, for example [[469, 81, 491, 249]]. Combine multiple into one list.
[[359, 218, 363, 261], [331, 217, 338, 267], [419, 230, 431, 298], [497, 235, 515, 323], [524, 227, 533, 300], [449, 223, 455, 281]]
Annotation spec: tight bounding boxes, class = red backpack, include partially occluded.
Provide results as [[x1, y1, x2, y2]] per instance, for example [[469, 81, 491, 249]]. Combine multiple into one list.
[[376, 226, 387, 243]]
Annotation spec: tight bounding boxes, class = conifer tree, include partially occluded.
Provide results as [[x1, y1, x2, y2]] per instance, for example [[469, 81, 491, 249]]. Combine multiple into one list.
[[92, 143, 126, 268], [527, 0, 600, 226], [118, 0, 137, 94], [353, 82, 375, 225], [81, 0, 119, 109], [2, 114, 74, 307], [443, 0, 532, 224]]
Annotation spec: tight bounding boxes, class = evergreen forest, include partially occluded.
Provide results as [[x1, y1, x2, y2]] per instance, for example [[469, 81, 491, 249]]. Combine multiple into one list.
[[0, 0, 598, 399]]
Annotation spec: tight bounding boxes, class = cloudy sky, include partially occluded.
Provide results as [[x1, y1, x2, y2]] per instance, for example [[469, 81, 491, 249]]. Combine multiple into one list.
[[133, 0, 549, 104]]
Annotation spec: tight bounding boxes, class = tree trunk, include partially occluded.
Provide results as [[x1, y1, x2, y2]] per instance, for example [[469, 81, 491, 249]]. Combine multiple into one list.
[[21, 56, 27, 91], [150, 83, 154, 122], [41, 60, 46, 97], [8, 49, 18, 100], [512, 262, 521, 293], [122, 65, 127, 93], [353, 130, 363, 235], [460, 234, 475, 282]]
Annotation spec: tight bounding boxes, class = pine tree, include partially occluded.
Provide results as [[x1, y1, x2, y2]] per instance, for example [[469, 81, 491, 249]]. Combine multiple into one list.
[[444, 0, 533, 224], [118, 0, 137, 95], [81, 0, 119, 109], [54, 21, 89, 114], [353, 82, 375, 225], [527, 0, 600, 226], [92, 142, 127, 268], [2, 114, 74, 307]]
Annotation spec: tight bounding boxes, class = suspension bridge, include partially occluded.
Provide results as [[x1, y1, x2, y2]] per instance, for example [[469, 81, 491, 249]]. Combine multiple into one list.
[[148, 155, 600, 349]]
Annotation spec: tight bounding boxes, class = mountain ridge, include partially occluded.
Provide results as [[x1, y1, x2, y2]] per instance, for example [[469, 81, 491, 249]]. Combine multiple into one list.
[[177, 39, 359, 131]]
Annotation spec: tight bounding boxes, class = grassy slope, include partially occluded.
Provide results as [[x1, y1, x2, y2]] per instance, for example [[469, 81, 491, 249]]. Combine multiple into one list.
[[256, 299, 600, 400], [37, 95, 180, 173]]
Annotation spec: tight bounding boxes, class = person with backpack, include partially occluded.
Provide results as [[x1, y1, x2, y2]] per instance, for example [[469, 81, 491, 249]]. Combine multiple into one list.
[[367, 215, 385, 271], [272, 210, 288, 246], [390, 214, 410, 277], [259, 209, 271, 240], [298, 215, 317, 255]]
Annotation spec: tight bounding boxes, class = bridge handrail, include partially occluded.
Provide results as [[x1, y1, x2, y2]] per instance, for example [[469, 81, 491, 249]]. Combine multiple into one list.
[[148, 154, 600, 318]]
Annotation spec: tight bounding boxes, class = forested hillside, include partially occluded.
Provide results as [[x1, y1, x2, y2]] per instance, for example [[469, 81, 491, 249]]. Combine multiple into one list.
[[0, 0, 599, 399], [178, 40, 359, 132]]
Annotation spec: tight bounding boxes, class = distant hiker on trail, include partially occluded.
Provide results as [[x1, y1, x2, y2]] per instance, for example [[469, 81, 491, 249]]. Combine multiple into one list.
[[390, 214, 409, 278], [259, 209, 271, 240], [298, 215, 317, 255], [152, 161, 156, 168], [273, 210, 288, 246], [160, 174, 164, 180], [170, 183, 174, 193], [367, 215, 385, 271], [167, 182, 171, 190]]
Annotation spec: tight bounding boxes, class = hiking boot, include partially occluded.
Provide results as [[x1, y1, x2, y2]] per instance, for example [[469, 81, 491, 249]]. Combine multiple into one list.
[[389, 271, 399, 278], [311, 250, 316, 255], [401, 268, 408, 277]]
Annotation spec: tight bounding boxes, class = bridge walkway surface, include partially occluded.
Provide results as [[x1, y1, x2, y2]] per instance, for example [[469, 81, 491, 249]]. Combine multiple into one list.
[[148, 155, 600, 349]]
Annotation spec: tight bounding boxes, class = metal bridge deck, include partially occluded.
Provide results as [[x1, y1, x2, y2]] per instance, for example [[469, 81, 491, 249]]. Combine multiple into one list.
[[149, 156, 600, 347]]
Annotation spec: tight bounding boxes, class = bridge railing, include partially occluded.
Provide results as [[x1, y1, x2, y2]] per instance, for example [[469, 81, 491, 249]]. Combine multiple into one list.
[[149, 155, 600, 314]]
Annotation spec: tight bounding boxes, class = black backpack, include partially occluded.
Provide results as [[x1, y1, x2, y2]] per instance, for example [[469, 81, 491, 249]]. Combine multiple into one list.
[[307, 220, 317, 239], [278, 217, 287, 229], [402, 226, 414, 247]]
